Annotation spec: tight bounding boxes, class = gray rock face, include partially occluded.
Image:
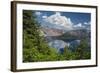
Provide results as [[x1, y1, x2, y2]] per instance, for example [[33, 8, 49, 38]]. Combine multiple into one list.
[[41, 28, 64, 37]]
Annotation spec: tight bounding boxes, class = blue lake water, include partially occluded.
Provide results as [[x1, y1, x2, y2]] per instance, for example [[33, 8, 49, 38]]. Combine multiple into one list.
[[48, 39, 81, 53]]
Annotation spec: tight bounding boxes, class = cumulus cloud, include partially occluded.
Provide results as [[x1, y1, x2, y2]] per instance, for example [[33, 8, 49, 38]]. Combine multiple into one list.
[[35, 12, 42, 16], [42, 15, 47, 19], [73, 22, 91, 30], [74, 23, 83, 28], [41, 12, 90, 30], [84, 21, 91, 25], [84, 22, 88, 25], [84, 22, 90, 25], [83, 21, 91, 30], [43, 12, 73, 30]]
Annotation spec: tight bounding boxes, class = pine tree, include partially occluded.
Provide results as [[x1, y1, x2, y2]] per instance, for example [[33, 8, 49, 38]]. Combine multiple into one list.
[[23, 10, 59, 62], [23, 10, 42, 62], [75, 39, 90, 59]]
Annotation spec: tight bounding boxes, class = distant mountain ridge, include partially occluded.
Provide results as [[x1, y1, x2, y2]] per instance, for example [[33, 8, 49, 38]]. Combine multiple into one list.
[[41, 27, 90, 40], [60, 29, 90, 40], [41, 27, 64, 36]]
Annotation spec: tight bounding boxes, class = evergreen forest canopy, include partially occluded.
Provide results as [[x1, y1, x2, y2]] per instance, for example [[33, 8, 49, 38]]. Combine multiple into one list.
[[23, 10, 91, 62]]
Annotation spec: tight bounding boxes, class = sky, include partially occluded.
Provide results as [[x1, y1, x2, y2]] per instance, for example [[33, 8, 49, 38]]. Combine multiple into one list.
[[34, 10, 91, 30]]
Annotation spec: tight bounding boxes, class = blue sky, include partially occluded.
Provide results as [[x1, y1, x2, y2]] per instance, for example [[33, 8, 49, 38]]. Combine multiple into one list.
[[34, 10, 91, 30], [62, 12, 91, 25]]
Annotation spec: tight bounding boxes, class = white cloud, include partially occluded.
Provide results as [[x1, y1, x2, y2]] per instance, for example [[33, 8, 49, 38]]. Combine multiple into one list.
[[42, 15, 47, 19], [84, 21, 91, 25], [74, 23, 83, 27], [73, 22, 91, 30], [84, 22, 88, 25], [41, 12, 90, 30], [83, 21, 91, 30], [55, 12, 61, 16], [43, 12, 73, 30], [35, 12, 42, 16]]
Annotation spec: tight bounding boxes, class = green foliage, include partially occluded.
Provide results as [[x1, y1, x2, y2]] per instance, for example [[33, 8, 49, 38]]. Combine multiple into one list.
[[60, 46, 76, 60], [23, 10, 59, 62], [74, 39, 91, 59]]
